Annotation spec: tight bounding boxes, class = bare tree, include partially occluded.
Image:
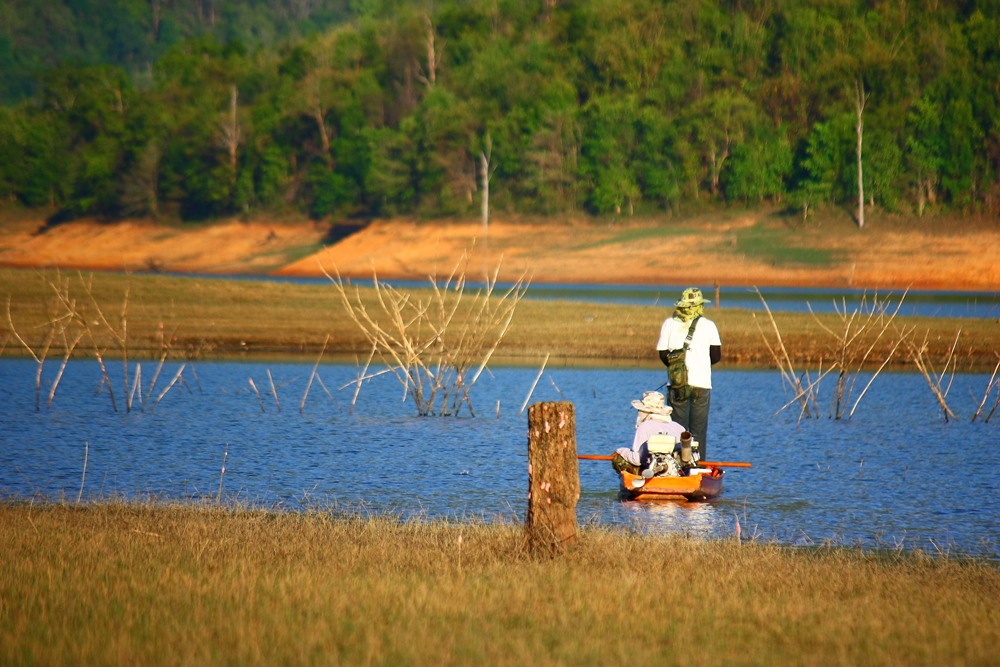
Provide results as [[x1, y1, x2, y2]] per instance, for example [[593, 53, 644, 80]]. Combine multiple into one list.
[[756, 289, 911, 421], [417, 14, 442, 88], [854, 78, 870, 229], [218, 85, 242, 188], [480, 132, 494, 231], [906, 329, 960, 422], [327, 257, 528, 417], [302, 64, 335, 170], [972, 358, 1000, 423], [809, 291, 910, 419]]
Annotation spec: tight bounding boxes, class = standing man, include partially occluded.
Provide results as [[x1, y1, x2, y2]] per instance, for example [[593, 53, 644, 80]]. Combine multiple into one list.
[[656, 287, 721, 460]]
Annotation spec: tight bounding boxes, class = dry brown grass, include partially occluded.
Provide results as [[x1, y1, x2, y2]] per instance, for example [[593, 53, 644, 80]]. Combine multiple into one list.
[[1, 503, 997, 667], [2, 268, 998, 371]]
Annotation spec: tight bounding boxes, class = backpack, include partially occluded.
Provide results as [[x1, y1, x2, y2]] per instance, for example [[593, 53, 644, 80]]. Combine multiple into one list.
[[665, 317, 700, 401]]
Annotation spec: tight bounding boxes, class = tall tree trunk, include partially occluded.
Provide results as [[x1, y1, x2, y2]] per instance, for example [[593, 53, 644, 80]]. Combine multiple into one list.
[[218, 85, 241, 187], [480, 133, 492, 231], [227, 86, 239, 185], [422, 15, 439, 88], [854, 79, 868, 230], [526, 401, 579, 554], [150, 0, 161, 41], [312, 107, 333, 170]]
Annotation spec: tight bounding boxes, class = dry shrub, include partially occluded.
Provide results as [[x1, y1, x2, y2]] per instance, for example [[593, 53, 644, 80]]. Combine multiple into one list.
[[327, 256, 528, 416]]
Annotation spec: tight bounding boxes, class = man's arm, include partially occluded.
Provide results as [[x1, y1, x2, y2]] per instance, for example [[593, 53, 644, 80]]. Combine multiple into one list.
[[710, 345, 721, 365]]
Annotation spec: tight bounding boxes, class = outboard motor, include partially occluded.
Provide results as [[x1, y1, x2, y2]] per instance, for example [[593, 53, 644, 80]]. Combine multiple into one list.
[[645, 432, 701, 477], [645, 434, 682, 477], [679, 431, 701, 466]]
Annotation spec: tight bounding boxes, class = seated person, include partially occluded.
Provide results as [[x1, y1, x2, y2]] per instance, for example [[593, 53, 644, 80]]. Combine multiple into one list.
[[612, 390, 687, 476]]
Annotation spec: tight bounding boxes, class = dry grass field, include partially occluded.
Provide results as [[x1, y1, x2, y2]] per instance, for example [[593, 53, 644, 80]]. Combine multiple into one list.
[[1, 503, 997, 667]]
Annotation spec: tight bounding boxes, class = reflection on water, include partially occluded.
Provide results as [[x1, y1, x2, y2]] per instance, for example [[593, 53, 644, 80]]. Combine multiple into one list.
[[1, 359, 997, 558], [618, 499, 724, 538]]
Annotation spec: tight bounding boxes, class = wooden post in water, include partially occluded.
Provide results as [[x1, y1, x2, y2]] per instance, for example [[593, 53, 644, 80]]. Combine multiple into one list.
[[526, 401, 579, 553]]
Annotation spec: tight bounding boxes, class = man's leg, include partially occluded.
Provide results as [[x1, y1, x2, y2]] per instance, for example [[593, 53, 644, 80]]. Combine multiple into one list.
[[668, 387, 691, 436], [687, 387, 711, 461]]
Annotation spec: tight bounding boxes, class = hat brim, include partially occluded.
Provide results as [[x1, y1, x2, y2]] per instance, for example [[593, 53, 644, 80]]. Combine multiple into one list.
[[631, 399, 672, 416]]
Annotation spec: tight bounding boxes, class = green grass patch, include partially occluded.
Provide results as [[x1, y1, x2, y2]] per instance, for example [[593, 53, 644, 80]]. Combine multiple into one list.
[[731, 224, 839, 267], [570, 225, 697, 251]]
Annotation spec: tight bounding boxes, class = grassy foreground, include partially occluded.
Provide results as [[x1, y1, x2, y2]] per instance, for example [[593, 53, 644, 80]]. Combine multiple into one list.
[[1, 503, 997, 667], [2, 267, 998, 370]]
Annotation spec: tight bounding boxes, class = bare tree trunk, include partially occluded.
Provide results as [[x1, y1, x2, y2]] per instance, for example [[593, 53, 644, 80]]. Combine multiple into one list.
[[312, 106, 333, 170], [854, 79, 869, 230], [526, 401, 579, 554], [480, 133, 492, 231], [423, 15, 439, 87], [220, 85, 241, 187], [150, 0, 161, 41]]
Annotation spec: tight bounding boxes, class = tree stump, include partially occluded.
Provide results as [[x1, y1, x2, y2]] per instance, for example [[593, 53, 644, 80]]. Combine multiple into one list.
[[526, 401, 579, 554]]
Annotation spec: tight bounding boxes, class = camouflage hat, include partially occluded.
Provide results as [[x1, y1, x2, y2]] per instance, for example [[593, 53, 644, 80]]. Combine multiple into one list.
[[675, 287, 710, 307], [631, 390, 673, 417]]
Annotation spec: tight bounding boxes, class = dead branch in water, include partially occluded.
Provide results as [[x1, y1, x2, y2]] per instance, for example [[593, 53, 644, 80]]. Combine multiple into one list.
[[753, 287, 817, 418], [520, 353, 549, 417], [6, 295, 53, 411], [972, 357, 1000, 423], [300, 334, 329, 413], [248, 378, 265, 412], [327, 255, 528, 416], [148, 363, 186, 412], [37, 271, 188, 412], [811, 290, 909, 419], [907, 329, 960, 422], [756, 289, 911, 421], [267, 369, 281, 412]]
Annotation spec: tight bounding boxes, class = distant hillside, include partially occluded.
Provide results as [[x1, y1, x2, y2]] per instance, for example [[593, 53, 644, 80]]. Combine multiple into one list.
[[0, 0, 357, 103]]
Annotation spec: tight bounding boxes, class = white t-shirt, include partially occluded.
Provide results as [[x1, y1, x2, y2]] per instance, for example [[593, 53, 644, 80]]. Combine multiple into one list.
[[656, 316, 721, 389]]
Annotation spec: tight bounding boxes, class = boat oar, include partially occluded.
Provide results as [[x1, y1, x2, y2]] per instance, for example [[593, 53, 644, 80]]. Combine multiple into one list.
[[577, 454, 751, 468]]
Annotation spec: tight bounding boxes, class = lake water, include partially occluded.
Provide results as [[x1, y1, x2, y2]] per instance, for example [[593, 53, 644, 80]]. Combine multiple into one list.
[[1, 359, 997, 558], [179, 273, 1000, 319]]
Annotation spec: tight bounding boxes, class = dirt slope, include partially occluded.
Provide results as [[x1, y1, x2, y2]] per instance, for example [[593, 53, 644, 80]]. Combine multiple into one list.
[[1, 213, 997, 291]]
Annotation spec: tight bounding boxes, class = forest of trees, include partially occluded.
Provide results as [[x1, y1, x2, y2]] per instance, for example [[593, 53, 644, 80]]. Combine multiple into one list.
[[0, 0, 997, 224]]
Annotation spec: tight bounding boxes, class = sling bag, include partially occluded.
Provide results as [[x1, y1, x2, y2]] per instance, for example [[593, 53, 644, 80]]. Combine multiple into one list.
[[665, 316, 700, 390]]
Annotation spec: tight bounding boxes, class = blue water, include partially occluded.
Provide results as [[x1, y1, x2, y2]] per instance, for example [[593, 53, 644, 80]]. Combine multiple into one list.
[[1, 359, 997, 558], [170, 273, 1000, 319]]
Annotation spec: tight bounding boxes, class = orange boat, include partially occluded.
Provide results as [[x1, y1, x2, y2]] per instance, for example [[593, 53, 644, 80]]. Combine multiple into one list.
[[618, 467, 725, 501]]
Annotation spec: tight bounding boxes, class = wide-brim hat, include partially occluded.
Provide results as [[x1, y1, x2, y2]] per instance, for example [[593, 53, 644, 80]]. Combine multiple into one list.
[[675, 287, 711, 307], [632, 390, 673, 417]]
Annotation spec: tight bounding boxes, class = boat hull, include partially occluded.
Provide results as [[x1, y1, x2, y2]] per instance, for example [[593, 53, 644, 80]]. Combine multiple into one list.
[[619, 468, 724, 501]]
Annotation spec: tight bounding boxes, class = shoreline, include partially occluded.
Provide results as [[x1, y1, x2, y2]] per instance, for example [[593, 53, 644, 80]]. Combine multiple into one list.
[[2, 212, 999, 292], [2, 267, 999, 371]]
